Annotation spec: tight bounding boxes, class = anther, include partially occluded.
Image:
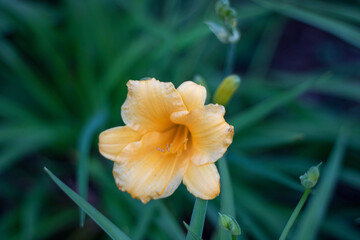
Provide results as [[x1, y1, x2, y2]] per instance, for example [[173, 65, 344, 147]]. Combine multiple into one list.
[[156, 147, 165, 153]]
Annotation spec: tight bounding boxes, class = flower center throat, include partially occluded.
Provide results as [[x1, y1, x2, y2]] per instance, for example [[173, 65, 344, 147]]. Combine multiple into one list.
[[157, 125, 189, 156]]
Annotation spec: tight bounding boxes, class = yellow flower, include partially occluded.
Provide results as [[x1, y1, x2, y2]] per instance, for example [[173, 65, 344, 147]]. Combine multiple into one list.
[[99, 78, 234, 203]]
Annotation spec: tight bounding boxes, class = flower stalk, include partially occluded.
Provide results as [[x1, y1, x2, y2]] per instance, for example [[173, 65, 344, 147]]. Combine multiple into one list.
[[279, 163, 321, 240], [279, 188, 311, 240], [186, 198, 208, 240]]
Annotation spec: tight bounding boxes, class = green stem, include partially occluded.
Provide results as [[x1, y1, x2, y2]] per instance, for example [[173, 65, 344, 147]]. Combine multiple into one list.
[[224, 43, 235, 76], [218, 41, 237, 240], [279, 188, 311, 240], [232, 235, 237, 240], [219, 157, 235, 240], [186, 198, 208, 240]]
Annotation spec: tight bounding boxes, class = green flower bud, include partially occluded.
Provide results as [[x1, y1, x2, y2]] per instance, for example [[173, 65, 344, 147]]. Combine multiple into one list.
[[215, 1, 237, 27], [300, 163, 321, 189], [213, 74, 241, 106], [218, 212, 241, 235]]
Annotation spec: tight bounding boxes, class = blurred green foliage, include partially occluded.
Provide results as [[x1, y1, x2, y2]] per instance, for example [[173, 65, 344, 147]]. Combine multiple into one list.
[[0, 0, 360, 239]]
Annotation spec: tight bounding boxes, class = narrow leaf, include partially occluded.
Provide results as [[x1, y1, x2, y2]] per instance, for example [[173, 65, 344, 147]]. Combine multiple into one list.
[[77, 109, 108, 226], [132, 204, 155, 240], [156, 202, 186, 240], [44, 167, 130, 240], [253, 0, 360, 49], [183, 221, 203, 240], [229, 73, 330, 132]]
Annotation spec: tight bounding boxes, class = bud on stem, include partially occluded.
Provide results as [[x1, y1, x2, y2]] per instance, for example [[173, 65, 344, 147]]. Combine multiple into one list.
[[218, 212, 241, 236], [213, 75, 241, 106], [300, 163, 322, 189]]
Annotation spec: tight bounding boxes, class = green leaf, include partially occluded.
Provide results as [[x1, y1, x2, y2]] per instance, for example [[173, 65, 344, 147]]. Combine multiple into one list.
[[102, 37, 154, 95], [156, 202, 186, 240], [322, 218, 360, 240], [0, 136, 54, 173], [228, 153, 303, 192], [183, 221, 203, 240], [186, 198, 208, 240], [21, 183, 45, 240], [0, 97, 37, 121], [340, 168, 360, 191], [236, 206, 269, 240], [294, 132, 348, 240], [292, 0, 360, 24], [253, 0, 360, 49], [89, 160, 185, 240], [0, 40, 67, 117], [132, 203, 155, 240], [235, 131, 304, 149], [234, 184, 288, 235], [44, 167, 131, 240], [33, 209, 77, 240], [229, 72, 331, 132], [77, 109, 108, 226], [247, 15, 286, 79]]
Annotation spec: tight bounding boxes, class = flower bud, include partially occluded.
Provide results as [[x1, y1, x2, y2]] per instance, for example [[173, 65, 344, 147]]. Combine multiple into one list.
[[213, 74, 241, 106], [300, 163, 321, 189], [216, 1, 237, 27], [218, 212, 241, 235]]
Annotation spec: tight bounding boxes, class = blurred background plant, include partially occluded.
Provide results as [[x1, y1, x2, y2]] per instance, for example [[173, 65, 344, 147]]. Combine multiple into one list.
[[0, 0, 360, 239]]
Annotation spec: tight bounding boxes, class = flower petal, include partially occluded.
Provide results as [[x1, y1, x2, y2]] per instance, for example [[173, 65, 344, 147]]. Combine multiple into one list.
[[113, 131, 189, 203], [99, 126, 142, 162], [177, 81, 206, 111], [121, 79, 186, 133], [183, 162, 220, 199], [171, 104, 234, 165]]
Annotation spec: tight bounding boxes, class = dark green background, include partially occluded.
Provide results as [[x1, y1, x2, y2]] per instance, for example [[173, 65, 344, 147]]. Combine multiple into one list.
[[0, 0, 359, 239]]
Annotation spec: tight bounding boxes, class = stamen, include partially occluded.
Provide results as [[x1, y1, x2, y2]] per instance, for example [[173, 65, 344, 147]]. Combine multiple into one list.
[[156, 147, 165, 153]]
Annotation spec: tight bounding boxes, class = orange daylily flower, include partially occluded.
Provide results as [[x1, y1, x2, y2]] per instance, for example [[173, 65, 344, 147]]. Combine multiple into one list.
[[99, 78, 234, 203]]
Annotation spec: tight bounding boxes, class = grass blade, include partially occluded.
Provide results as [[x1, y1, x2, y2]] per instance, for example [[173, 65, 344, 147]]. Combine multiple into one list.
[[253, 0, 360, 49], [228, 153, 303, 192], [132, 203, 155, 240], [218, 157, 235, 240], [0, 136, 54, 173], [0, 40, 67, 117], [77, 109, 108, 226], [21, 184, 45, 240], [294, 131, 348, 240], [229, 73, 330, 132], [292, 0, 360, 24], [157, 202, 186, 240], [186, 198, 208, 240], [44, 167, 131, 240], [183, 221, 202, 240], [235, 131, 304, 149]]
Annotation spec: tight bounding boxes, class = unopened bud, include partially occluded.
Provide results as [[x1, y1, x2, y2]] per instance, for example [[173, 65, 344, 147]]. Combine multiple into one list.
[[300, 163, 321, 189], [213, 75, 241, 106], [216, 1, 237, 27], [218, 212, 241, 235]]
